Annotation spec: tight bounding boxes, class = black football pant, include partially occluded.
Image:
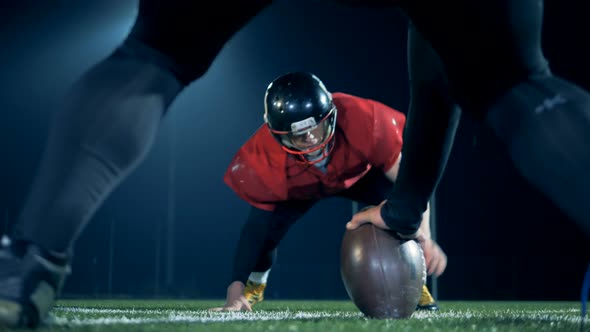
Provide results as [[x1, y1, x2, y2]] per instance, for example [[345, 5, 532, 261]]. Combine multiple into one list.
[[383, 0, 590, 236], [12, 1, 273, 255]]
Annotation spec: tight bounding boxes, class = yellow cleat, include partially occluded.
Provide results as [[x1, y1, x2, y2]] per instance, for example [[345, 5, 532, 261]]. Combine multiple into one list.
[[416, 284, 439, 311], [243, 280, 266, 306]]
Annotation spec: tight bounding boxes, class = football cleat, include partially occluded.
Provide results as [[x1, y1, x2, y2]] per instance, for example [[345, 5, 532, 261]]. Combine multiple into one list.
[[0, 241, 70, 328], [243, 280, 266, 306], [416, 284, 440, 311]]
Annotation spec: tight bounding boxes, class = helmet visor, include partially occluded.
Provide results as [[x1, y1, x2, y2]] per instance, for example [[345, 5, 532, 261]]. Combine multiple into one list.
[[272, 107, 336, 154], [283, 120, 329, 151]]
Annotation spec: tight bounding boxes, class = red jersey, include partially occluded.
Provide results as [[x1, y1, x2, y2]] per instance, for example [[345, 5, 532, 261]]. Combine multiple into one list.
[[224, 92, 406, 211]]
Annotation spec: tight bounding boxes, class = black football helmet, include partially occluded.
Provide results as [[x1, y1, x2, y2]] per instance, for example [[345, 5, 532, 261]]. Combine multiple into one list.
[[264, 72, 337, 164]]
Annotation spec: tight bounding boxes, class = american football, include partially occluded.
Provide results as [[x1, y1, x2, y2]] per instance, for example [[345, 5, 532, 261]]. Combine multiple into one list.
[[340, 223, 426, 319]]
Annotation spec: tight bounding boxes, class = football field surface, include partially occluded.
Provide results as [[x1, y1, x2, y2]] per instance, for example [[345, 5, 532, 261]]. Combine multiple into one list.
[[30, 299, 587, 332]]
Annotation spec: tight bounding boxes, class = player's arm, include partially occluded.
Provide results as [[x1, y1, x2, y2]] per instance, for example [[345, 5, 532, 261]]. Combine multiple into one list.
[[211, 201, 312, 312], [383, 153, 433, 234], [383, 155, 447, 276], [210, 206, 275, 312], [380, 22, 461, 237]]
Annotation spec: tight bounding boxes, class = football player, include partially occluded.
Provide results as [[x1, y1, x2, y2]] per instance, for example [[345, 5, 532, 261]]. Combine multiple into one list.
[[347, 4, 590, 241], [3, 0, 589, 328], [210, 72, 447, 312]]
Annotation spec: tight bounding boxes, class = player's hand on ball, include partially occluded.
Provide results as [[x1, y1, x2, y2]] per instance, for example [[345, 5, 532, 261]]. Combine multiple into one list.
[[346, 201, 390, 231], [419, 238, 447, 277], [209, 281, 252, 312]]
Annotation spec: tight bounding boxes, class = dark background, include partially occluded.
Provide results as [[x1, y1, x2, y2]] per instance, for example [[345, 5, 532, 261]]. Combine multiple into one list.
[[0, 0, 588, 302]]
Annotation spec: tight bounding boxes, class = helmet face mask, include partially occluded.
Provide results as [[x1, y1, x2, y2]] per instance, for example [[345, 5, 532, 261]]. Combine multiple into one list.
[[263, 72, 337, 165], [274, 108, 337, 162], [286, 118, 327, 151]]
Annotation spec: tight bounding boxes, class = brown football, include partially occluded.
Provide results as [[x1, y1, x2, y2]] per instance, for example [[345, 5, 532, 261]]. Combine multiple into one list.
[[340, 223, 425, 319]]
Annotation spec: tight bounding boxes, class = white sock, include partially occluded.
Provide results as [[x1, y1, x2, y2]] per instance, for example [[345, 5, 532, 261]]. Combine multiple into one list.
[[248, 269, 271, 284]]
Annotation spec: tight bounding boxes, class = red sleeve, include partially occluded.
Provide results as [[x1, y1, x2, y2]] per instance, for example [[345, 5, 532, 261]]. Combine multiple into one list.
[[223, 128, 285, 211], [368, 100, 406, 172]]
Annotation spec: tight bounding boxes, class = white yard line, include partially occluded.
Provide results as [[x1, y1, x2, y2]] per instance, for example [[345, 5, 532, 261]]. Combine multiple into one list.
[[50, 307, 584, 326], [51, 308, 363, 325], [413, 309, 584, 324]]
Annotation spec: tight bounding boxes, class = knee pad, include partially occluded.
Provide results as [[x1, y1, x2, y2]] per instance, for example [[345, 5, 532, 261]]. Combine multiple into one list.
[[485, 73, 590, 145], [485, 74, 590, 233]]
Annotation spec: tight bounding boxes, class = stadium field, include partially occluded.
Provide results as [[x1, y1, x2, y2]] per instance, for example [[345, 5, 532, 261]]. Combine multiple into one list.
[[27, 299, 586, 332]]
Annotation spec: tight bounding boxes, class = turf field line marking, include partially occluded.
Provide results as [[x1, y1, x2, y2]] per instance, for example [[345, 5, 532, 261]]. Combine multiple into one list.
[[51, 309, 363, 325], [413, 309, 584, 323], [49, 307, 583, 326]]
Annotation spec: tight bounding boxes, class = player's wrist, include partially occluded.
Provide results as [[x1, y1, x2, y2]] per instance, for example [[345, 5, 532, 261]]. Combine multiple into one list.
[[397, 231, 418, 239], [397, 231, 423, 241], [397, 230, 430, 244]]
